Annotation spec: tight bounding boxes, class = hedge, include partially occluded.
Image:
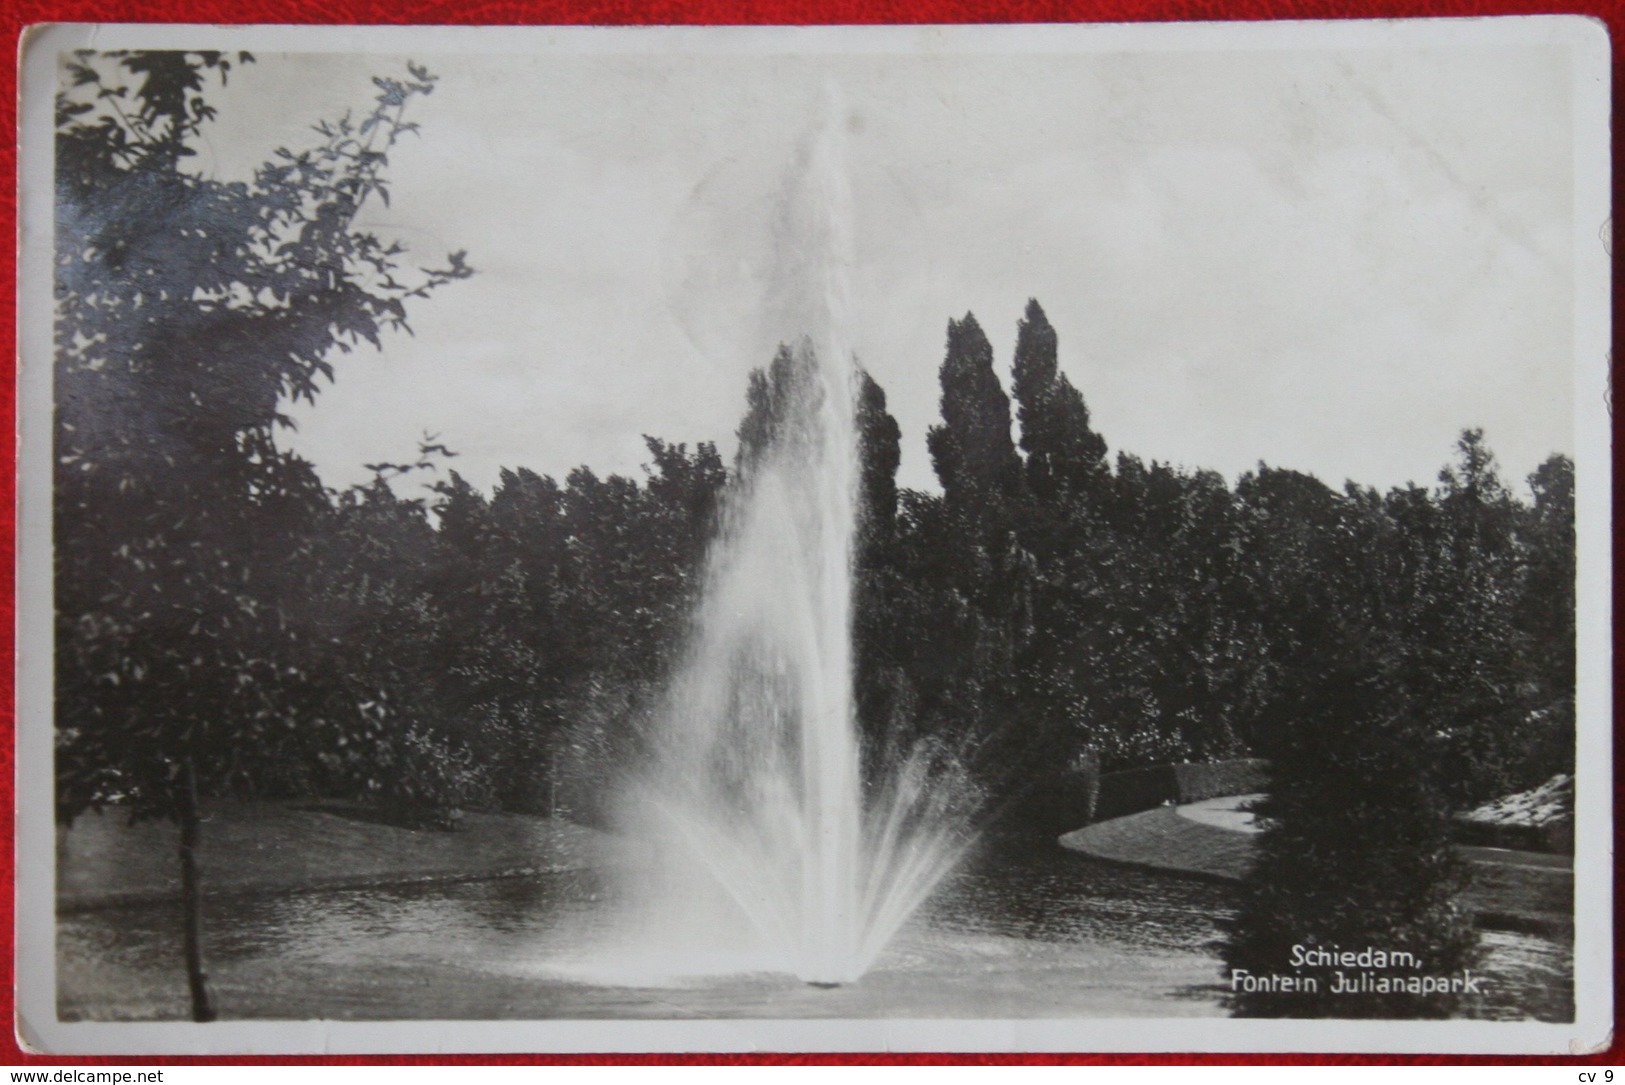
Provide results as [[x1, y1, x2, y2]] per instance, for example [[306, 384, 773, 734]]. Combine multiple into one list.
[[1092, 758, 1269, 822]]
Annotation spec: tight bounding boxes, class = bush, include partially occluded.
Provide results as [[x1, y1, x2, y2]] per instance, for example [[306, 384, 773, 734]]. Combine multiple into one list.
[[1020, 747, 1103, 833], [360, 727, 492, 831], [452, 701, 559, 816], [1224, 660, 1477, 1018]]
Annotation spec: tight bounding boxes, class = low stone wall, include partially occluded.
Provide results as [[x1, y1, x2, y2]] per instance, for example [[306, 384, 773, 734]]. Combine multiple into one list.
[[1450, 817, 1574, 855], [1450, 773, 1574, 855], [1027, 757, 1269, 833], [1093, 758, 1270, 822]]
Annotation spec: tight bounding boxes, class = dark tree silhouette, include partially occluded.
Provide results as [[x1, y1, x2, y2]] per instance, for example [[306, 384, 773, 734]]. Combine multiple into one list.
[[1225, 653, 1477, 1018], [927, 313, 1023, 516], [1222, 444, 1523, 1017], [856, 368, 902, 550], [53, 51, 470, 1020], [1009, 299, 1108, 503], [1427, 430, 1531, 805], [851, 367, 909, 778], [1514, 454, 1576, 782], [736, 341, 821, 473]]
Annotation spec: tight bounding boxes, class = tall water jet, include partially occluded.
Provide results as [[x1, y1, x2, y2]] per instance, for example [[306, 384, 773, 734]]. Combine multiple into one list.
[[619, 89, 971, 985]]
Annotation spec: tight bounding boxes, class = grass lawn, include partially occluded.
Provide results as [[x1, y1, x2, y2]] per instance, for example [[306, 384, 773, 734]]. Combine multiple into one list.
[[57, 800, 620, 911], [1059, 806, 1255, 883]]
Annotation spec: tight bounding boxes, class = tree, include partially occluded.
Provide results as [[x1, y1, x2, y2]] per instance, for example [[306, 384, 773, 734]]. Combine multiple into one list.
[[902, 314, 1041, 809], [299, 465, 494, 827], [1514, 454, 1576, 782], [736, 344, 806, 472], [531, 440, 726, 825], [926, 313, 1023, 516], [1225, 462, 1480, 1017], [1225, 651, 1477, 1018], [856, 368, 902, 555], [851, 368, 910, 778], [1427, 430, 1531, 804], [1009, 299, 1108, 503], [53, 52, 470, 1020]]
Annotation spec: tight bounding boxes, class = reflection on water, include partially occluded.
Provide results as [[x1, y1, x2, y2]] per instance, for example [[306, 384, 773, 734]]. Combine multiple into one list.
[[926, 847, 1235, 950], [57, 845, 1572, 1023]]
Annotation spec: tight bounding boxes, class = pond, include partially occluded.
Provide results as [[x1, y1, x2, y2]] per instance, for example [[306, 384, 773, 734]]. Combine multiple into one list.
[[57, 845, 1573, 1023]]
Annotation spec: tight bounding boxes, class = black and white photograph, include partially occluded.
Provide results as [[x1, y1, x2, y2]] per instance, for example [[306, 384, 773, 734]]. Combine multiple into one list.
[[13, 19, 1612, 1054]]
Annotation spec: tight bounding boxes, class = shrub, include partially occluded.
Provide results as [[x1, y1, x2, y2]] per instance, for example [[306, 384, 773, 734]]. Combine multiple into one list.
[[360, 727, 492, 831], [1224, 659, 1477, 1018]]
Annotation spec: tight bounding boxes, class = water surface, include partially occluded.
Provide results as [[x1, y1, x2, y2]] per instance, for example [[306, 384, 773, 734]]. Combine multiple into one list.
[[58, 846, 1572, 1023]]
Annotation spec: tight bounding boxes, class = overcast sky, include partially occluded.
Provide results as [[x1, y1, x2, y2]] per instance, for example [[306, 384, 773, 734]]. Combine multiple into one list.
[[185, 32, 1580, 499]]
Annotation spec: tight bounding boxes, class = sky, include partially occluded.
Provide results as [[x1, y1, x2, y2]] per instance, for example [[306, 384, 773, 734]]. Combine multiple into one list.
[[182, 31, 1584, 500]]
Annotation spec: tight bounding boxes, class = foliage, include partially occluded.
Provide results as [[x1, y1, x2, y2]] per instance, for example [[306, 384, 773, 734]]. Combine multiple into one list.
[[926, 313, 1023, 517], [54, 51, 471, 826], [53, 49, 472, 1022], [1224, 657, 1477, 1018], [1009, 299, 1108, 503], [877, 300, 1565, 1007]]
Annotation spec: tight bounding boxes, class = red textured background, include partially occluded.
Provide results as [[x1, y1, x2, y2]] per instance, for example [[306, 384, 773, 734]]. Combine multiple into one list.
[[1, 0, 1620, 1068]]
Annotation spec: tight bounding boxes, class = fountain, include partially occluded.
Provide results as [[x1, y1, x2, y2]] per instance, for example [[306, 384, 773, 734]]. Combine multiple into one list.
[[616, 90, 972, 986]]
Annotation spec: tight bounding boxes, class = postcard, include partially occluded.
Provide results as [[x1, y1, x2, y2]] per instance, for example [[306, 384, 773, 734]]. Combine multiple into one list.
[[14, 18, 1612, 1054]]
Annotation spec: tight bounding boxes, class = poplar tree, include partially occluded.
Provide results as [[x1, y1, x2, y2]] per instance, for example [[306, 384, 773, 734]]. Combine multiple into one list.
[[926, 313, 1023, 515], [1009, 299, 1107, 503]]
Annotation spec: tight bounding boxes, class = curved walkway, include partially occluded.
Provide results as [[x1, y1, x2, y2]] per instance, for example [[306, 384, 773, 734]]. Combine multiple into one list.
[[1175, 794, 1263, 833], [1058, 802, 1256, 883]]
